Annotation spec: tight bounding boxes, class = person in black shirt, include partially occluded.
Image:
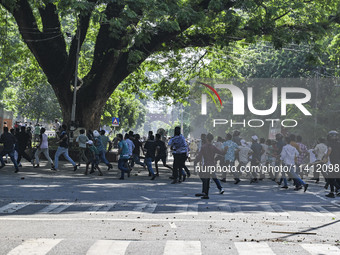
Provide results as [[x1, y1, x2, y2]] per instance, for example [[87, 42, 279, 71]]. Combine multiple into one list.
[[194, 133, 222, 199], [324, 131, 340, 198], [250, 135, 264, 183], [143, 134, 156, 180], [16, 126, 33, 166], [155, 133, 173, 176], [0, 127, 20, 172], [131, 134, 145, 168]]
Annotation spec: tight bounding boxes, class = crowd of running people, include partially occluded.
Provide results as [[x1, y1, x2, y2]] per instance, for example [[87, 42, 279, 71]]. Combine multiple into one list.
[[0, 122, 339, 199]]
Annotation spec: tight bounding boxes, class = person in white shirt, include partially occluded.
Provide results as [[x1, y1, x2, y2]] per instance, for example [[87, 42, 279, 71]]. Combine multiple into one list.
[[34, 127, 54, 169], [236, 139, 253, 184], [76, 129, 89, 167], [280, 137, 308, 192], [312, 137, 328, 183]]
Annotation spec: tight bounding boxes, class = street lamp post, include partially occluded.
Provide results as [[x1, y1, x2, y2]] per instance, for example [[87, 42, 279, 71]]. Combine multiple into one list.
[[70, 22, 81, 142]]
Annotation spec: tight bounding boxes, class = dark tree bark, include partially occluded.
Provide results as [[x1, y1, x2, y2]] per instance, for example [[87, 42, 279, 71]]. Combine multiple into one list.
[[0, 0, 238, 130]]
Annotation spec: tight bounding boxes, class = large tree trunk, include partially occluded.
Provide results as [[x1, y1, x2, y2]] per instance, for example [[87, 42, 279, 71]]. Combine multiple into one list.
[[55, 80, 110, 131], [1, 0, 219, 131]]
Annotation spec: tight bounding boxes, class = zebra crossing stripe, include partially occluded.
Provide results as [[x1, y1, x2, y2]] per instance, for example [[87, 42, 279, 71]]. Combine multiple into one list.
[[261, 205, 277, 215], [38, 203, 73, 214], [175, 204, 198, 215], [308, 206, 335, 217], [300, 243, 340, 255], [132, 203, 157, 213], [219, 203, 232, 213], [86, 240, 130, 255], [86, 203, 116, 213], [261, 205, 290, 217], [271, 205, 290, 217], [234, 242, 275, 255], [313, 206, 336, 217], [0, 202, 30, 214], [163, 240, 201, 255], [7, 238, 62, 255]]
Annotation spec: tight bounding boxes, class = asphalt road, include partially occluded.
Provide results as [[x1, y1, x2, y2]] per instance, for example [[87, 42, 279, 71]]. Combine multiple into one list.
[[0, 160, 340, 255]]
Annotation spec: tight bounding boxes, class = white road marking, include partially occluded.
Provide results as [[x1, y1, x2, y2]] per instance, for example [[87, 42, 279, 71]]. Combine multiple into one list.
[[132, 203, 157, 213], [140, 196, 151, 201], [261, 204, 290, 217], [7, 238, 62, 255], [163, 240, 201, 255], [86, 240, 130, 255], [0, 202, 30, 214], [234, 242, 275, 255], [38, 203, 73, 214], [271, 205, 290, 217], [307, 206, 335, 217], [176, 204, 198, 215], [300, 243, 340, 255], [219, 203, 231, 213], [86, 203, 116, 213]]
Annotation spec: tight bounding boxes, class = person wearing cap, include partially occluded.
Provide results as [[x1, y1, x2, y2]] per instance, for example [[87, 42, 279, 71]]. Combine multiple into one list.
[[93, 130, 113, 171], [249, 135, 264, 183], [84, 140, 103, 176], [323, 131, 340, 198], [53, 124, 78, 171]]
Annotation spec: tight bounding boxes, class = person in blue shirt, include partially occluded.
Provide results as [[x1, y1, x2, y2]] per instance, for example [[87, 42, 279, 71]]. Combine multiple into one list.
[[117, 133, 130, 180], [168, 127, 188, 184]]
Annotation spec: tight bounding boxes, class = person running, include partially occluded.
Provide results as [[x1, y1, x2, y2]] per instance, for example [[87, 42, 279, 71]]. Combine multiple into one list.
[[323, 131, 340, 198], [16, 126, 33, 167], [194, 133, 223, 199], [100, 130, 110, 153], [221, 133, 238, 183], [154, 133, 173, 176], [131, 134, 145, 169], [280, 136, 308, 192], [53, 124, 78, 171], [312, 137, 328, 183], [124, 133, 135, 170], [84, 140, 103, 176], [259, 138, 268, 180], [143, 134, 157, 180], [250, 135, 264, 183], [236, 139, 253, 184], [296, 135, 308, 178], [117, 133, 130, 180], [168, 126, 188, 184], [0, 127, 19, 173], [33, 127, 54, 169], [93, 130, 113, 171], [76, 129, 89, 167]]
